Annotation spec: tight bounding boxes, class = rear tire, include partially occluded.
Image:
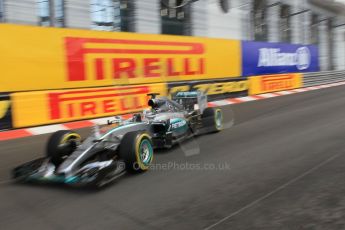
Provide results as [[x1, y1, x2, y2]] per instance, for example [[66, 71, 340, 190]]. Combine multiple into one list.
[[201, 108, 223, 133], [46, 130, 81, 166], [119, 131, 153, 173]]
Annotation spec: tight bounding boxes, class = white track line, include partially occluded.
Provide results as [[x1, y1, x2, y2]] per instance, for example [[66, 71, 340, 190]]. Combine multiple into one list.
[[258, 93, 278, 98], [292, 88, 307, 92], [27, 124, 67, 135], [275, 91, 293, 95], [212, 100, 234, 106], [236, 96, 256, 102], [203, 153, 342, 230]]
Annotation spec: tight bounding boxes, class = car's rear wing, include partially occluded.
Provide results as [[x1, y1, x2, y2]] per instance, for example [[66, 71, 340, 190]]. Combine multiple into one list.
[[172, 91, 207, 114]]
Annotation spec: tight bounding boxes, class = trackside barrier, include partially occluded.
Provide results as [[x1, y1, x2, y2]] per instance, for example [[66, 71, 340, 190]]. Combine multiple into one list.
[[248, 73, 303, 95], [303, 71, 345, 87], [11, 83, 167, 128], [247, 71, 345, 95], [8, 78, 249, 129], [2, 71, 345, 130], [167, 78, 248, 101]]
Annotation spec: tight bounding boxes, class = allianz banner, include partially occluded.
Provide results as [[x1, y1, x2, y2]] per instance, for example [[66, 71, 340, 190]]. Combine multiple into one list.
[[241, 41, 319, 76]]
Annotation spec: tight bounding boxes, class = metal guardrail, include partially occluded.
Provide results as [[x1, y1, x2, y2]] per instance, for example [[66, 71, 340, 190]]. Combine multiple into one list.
[[303, 71, 345, 87]]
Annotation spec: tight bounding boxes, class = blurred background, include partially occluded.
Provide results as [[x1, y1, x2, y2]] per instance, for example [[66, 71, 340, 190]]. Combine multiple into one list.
[[0, 0, 344, 71], [1, 2, 345, 230]]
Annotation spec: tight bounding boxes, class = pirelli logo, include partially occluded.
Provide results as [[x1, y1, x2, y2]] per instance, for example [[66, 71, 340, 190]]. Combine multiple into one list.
[[249, 73, 302, 95], [65, 37, 206, 82], [260, 75, 295, 92], [48, 86, 150, 120]]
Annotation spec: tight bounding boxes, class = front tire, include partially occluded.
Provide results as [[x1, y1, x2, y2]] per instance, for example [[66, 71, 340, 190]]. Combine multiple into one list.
[[119, 131, 153, 173], [46, 130, 81, 166]]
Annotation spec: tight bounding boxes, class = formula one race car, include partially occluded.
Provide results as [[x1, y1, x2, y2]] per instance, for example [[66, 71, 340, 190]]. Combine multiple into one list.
[[12, 92, 223, 188]]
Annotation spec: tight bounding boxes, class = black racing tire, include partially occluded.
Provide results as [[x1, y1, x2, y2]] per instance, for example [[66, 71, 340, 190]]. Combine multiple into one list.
[[119, 131, 153, 173], [201, 108, 223, 133], [46, 130, 81, 166]]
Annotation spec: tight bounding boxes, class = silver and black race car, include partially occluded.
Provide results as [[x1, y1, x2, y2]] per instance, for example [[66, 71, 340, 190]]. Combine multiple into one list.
[[12, 92, 223, 188]]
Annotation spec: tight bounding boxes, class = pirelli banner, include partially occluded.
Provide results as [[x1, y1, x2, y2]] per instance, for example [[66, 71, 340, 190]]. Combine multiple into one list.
[[0, 24, 241, 92], [12, 84, 167, 128], [168, 78, 248, 101], [248, 73, 303, 95]]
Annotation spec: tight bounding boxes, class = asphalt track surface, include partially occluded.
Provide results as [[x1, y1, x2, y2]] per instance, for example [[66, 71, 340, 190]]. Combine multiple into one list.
[[1, 85, 345, 230]]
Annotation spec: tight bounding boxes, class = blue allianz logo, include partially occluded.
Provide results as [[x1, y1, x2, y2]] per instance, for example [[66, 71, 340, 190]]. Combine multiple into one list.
[[258, 47, 311, 70], [296, 47, 311, 70]]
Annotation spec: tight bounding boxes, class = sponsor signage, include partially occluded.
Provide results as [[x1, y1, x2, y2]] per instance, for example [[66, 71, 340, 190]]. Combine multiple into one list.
[[249, 73, 303, 95], [12, 83, 167, 128], [242, 41, 319, 76], [0, 93, 12, 130], [168, 78, 248, 101], [0, 24, 241, 92], [66, 38, 205, 82]]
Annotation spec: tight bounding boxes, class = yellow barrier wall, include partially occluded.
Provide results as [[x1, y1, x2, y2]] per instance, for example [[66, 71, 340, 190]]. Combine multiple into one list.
[[12, 83, 167, 127], [0, 24, 241, 92], [249, 73, 303, 95]]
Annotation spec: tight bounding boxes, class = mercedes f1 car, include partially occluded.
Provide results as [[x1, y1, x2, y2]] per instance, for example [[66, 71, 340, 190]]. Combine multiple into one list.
[[12, 92, 223, 187]]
